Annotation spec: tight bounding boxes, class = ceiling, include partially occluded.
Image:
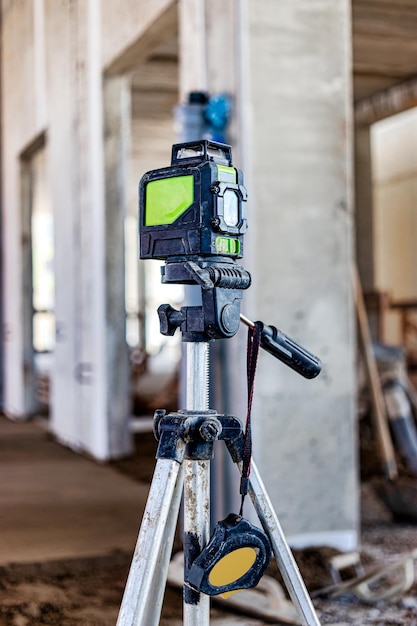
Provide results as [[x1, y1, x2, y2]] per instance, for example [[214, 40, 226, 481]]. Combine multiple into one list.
[[352, 0, 417, 102], [132, 2, 417, 108]]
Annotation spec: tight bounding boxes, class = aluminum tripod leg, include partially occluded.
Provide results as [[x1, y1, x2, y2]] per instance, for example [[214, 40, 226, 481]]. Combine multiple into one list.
[[116, 458, 184, 626], [249, 461, 321, 626]]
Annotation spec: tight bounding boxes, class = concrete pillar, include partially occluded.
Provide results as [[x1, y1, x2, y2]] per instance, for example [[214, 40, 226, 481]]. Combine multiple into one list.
[[178, 0, 208, 98], [49, 0, 131, 459], [19, 153, 38, 417], [246, 0, 358, 550], [2, 0, 46, 419], [103, 74, 132, 457], [47, 0, 81, 448], [178, 0, 248, 524], [355, 124, 375, 292]]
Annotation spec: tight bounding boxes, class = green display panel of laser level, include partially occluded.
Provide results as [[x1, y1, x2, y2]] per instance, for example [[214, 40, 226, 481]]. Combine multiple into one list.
[[145, 175, 194, 226]]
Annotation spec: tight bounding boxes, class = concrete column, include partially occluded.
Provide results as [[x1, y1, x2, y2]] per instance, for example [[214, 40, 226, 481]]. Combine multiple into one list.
[[355, 124, 375, 292], [103, 74, 132, 458], [2, 0, 46, 418], [19, 154, 38, 417], [178, 0, 208, 98], [49, 0, 131, 459], [47, 0, 80, 448], [246, 0, 358, 550], [178, 0, 248, 522]]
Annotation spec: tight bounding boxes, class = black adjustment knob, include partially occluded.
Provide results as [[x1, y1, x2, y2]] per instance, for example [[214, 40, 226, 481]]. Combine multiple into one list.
[[158, 304, 184, 336]]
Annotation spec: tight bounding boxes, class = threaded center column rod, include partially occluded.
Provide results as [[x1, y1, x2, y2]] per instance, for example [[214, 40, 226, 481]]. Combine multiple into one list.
[[183, 341, 210, 626]]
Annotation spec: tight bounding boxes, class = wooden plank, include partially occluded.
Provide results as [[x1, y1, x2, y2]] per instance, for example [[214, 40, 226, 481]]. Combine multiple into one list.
[[352, 0, 417, 101], [131, 58, 178, 92], [104, 2, 177, 75], [355, 75, 417, 124], [354, 267, 398, 480], [353, 74, 398, 102], [353, 0, 417, 9], [131, 89, 178, 118], [353, 5, 417, 38], [353, 35, 417, 76]]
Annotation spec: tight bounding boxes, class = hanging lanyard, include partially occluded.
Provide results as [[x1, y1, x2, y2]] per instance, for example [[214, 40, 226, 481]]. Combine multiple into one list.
[[239, 321, 262, 515]]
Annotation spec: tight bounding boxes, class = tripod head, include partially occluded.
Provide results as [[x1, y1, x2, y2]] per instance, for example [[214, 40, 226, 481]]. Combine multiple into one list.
[[139, 140, 321, 378]]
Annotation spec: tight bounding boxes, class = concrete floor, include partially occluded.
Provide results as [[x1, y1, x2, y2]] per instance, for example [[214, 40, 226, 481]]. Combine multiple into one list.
[[0, 416, 275, 625], [0, 415, 149, 565], [3, 416, 417, 625]]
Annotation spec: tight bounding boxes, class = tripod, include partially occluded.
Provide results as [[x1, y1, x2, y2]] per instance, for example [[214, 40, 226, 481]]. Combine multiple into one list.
[[119, 138, 323, 625], [116, 312, 322, 626]]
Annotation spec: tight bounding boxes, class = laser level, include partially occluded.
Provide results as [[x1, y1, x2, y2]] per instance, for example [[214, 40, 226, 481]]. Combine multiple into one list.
[[139, 140, 247, 260]]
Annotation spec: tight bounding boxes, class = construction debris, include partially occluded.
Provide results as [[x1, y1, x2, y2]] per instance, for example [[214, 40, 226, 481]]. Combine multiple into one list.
[[313, 549, 417, 603], [168, 551, 299, 625]]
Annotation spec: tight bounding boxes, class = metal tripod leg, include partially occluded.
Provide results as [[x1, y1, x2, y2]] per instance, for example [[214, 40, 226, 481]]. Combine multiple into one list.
[[249, 460, 321, 626], [116, 458, 184, 626], [117, 341, 211, 626]]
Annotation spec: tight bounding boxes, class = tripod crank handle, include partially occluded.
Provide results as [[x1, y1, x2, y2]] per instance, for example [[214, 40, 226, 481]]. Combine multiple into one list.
[[240, 314, 322, 379]]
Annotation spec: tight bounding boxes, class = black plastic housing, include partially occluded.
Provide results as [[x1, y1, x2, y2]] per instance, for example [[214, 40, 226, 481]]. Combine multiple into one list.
[[139, 140, 247, 261]]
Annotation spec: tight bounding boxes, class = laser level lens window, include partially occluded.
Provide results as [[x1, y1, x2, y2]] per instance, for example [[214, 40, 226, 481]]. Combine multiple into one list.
[[175, 146, 204, 160], [223, 190, 239, 227], [207, 145, 229, 161]]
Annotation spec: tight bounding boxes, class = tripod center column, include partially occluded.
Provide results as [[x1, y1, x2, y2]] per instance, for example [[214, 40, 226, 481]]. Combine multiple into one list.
[[185, 342, 210, 410], [184, 341, 210, 624]]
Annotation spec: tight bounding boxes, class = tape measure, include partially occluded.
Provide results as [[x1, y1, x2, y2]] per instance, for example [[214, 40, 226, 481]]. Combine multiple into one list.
[[186, 513, 271, 598]]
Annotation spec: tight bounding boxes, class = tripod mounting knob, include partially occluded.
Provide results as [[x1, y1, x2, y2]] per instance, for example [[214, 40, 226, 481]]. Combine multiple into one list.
[[158, 304, 184, 336], [199, 417, 222, 442]]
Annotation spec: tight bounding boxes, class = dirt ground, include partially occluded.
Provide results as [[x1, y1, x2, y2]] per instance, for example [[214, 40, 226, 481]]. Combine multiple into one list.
[[2, 429, 417, 625]]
